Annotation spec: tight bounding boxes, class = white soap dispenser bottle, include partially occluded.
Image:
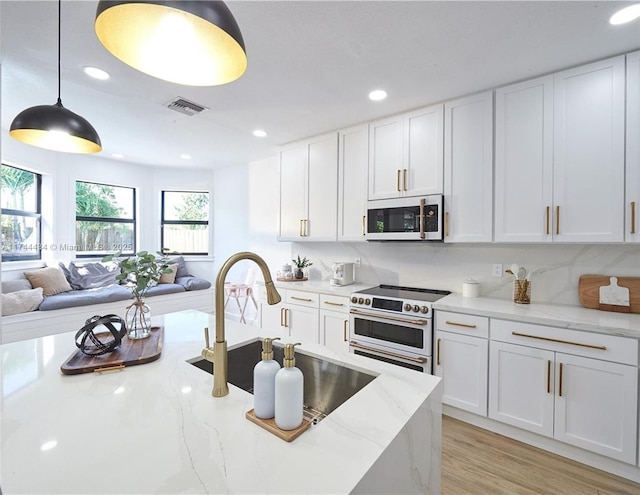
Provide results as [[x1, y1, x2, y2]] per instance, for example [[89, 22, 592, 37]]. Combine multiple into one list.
[[274, 342, 304, 430], [253, 337, 281, 419]]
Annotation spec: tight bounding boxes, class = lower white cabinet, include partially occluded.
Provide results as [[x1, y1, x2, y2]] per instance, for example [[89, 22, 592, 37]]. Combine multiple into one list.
[[320, 310, 349, 353], [489, 320, 638, 464], [259, 302, 319, 346]]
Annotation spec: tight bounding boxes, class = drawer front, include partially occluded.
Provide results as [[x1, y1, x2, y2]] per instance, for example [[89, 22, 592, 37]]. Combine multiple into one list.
[[491, 319, 638, 366], [320, 294, 350, 313], [435, 311, 489, 338], [285, 289, 320, 308]]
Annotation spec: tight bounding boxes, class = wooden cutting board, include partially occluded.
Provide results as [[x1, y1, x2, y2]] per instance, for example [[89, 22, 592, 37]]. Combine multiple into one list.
[[61, 326, 164, 375], [578, 275, 640, 314]]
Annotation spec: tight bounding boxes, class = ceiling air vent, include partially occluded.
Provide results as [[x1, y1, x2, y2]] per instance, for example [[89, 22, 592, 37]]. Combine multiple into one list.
[[165, 97, 209, 116]]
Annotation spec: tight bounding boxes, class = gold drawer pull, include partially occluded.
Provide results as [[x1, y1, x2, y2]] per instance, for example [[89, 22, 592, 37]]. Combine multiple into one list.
[[403, 169, 408, 191], [545, 206, 550, 235], [291, 296, 313, 302], [324, 301, 344, 307], [511, 332, 606, 350], [558, 362, 564, 397], [555, 206, 560, 235], [631, 201, 636, 235], [445, 320, 477, 329], [93, 364, 125, 373], [546, 360, 551, 394]]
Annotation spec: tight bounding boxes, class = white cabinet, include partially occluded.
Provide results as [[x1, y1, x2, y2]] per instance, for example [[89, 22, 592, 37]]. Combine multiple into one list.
[[338, 124, 369, 241], [444, 91, 493, 242], [278, 132, 338, 241], [260, 302, 319, 346], [489, 319, 638, 464], [368, 104, 444, 201], [434, 311, 489, 416], [320, 293, 350, 353], [626, 50, 640, 242], [495, 76, 554, 242], [552, 56, 625, 243]]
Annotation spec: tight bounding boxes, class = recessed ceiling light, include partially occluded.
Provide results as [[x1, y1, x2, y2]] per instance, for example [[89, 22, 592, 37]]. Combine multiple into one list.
[[180, 154, 191, 160], [83, 66, 110, 80], [112, 153, 124, 159], [369, 89, 388, 101], [610, 4, 640, 25], [253, 129, 267, 137]]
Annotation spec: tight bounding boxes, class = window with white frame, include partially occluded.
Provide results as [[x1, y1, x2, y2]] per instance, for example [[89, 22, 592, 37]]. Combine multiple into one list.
[[161, 191, 209, 255], [75, 181, 136, 257], [1, 164, 42, 261]]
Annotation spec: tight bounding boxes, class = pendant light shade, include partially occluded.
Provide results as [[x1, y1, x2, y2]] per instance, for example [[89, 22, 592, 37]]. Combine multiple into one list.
[[9, 0, 102, 154], [95, 1, 247, 86]]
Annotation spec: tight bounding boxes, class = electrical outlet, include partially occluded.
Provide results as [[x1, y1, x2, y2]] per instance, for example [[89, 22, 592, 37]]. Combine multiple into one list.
[[492, 264, 503, 277], [354, 258, 361, 267]]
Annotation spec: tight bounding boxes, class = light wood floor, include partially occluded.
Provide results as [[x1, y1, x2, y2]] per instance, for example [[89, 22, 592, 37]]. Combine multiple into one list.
[[442, 416, 640, 495]]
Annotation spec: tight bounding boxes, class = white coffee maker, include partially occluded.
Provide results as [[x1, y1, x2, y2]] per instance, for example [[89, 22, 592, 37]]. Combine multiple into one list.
[[330, 262, 355, 286]]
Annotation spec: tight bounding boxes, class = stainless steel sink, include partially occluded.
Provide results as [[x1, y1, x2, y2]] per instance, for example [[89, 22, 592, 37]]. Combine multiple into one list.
[[188, 339, 376, 423]]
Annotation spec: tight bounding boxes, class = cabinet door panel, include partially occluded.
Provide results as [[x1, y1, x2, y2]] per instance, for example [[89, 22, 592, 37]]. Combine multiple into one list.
[[435, 331, 488, 416], [321, 310, 349, 354], [489, 341, 554, 437], [287, 306, 319, 346], [338, 125, 369, 241], [495, 76, 553, 242], [369, 117, 403, 200], [307, 133, 338, 240], [553, 56, 625, 242], [279, 146, 307, 240], [554, 353, 637, 464], [406, 105, 444, 196], [626, 50, 640, 242], [259, 303, 287, 340]]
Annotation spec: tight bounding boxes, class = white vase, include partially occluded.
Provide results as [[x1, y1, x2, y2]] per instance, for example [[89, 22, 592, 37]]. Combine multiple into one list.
[[125, 300, 152, 339]]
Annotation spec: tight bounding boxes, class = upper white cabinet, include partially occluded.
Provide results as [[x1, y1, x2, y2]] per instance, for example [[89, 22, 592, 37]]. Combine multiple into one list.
[[626, 50, 640, 242], [338, 124, 369, 241], [278, 132, 339, 241], [495, 56, 625, 243], [444, 91, 494, 243], [368, 104, 444, 201], [495, 76, 554, 242], [553, 56, 625, 243]]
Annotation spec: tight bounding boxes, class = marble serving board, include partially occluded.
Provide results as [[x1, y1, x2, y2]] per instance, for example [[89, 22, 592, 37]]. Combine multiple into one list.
[[60, 326, 164, 374], [579, 275, 640, 314]]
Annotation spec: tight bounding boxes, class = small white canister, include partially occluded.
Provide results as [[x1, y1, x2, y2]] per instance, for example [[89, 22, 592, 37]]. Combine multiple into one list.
[[462, 279, 480, 298]]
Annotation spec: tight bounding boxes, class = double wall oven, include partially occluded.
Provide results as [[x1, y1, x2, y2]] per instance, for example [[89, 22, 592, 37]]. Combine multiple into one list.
[[349, 285, 450, 373]]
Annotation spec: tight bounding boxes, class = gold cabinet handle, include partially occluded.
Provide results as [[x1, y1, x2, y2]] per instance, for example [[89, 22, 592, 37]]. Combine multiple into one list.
[[555, 206, 560, 235], [284, 308, 289, 328], [558, 362, 563, 397], [631, 201, 637, 235], [445, 212, 449, 237], [396, 169, 402, 192], [445, 320, 477, 329], [436, 338, 441, 366], [280, 307, 285, 327], [299, 219, 304, 237], [403, 169, 408, 191], [304, 219, 309, 237], [511, 331, 606, 350], [362, 215, 366, 236], [343, 320, 348, 342], [324, 301, 344, 307], [546, 206, 550, 235], [546, 360, 551, 394], [291, 296, 313, 302]]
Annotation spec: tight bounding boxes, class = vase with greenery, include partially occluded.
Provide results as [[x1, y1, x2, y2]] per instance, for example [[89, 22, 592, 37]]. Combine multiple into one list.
[[103, 250, 172, 339], [292, 255, 312, 279]]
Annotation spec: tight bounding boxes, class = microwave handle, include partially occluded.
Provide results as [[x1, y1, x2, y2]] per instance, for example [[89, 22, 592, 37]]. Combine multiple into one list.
[[419, 198, 425, 239]]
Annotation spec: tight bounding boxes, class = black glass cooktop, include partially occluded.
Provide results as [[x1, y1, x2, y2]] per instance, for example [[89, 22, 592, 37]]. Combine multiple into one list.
[[355, 284, 451, 302]]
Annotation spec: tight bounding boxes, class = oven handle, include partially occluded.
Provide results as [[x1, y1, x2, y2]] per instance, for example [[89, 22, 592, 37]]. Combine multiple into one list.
[[350, 341, 428, 364], [350, 308, 428, 326]]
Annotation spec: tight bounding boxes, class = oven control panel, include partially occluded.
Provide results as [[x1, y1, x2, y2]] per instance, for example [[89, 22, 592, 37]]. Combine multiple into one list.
[[350, 296, 430, 315]]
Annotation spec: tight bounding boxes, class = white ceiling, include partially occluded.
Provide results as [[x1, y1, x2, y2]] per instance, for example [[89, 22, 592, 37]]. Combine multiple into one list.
[[2, 1, 640, 169]]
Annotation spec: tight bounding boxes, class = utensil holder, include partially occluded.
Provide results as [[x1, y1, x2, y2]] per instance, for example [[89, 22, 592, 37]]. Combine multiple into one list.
[[513, 280, 531, 304]]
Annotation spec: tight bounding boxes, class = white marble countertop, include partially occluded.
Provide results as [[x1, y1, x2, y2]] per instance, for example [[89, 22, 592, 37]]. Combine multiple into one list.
[[259, 279, 373, 296], [1, 310, 442, 494], [434, 294, 640, 339]]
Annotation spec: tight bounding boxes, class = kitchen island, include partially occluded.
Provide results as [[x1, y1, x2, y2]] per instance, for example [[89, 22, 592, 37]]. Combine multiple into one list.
[[1, 310, 442, 494]]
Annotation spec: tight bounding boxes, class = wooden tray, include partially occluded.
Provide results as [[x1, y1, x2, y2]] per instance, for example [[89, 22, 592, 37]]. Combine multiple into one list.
[[245, 409, 311, 442], [276, 277, 308, 282], [578, 275, 640, 314], [60, 326, 164, 375]]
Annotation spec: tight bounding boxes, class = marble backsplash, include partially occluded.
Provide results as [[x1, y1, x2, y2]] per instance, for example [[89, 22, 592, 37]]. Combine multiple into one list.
[[290, 242, 640, 307]]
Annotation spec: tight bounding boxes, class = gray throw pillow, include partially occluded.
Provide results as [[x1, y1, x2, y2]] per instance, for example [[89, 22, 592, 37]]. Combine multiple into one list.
[[169, 256, 190, 278], [2, 279, 33, 294], [61, 261, 119, 290], [1, 287, 44, 315], [175, 276, 211, 291]]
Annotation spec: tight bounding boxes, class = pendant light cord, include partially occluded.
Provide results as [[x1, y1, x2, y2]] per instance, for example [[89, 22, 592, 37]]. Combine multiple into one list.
[[57, 0, 62, 105]]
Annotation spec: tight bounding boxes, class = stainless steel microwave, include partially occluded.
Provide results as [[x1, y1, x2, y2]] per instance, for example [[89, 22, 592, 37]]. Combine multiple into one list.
[[366, 195, 443, 241]]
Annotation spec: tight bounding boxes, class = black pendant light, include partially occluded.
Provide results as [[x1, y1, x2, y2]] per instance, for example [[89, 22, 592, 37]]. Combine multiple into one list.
[[95, 1, 247, 86], [9, 0, 102, 154]]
